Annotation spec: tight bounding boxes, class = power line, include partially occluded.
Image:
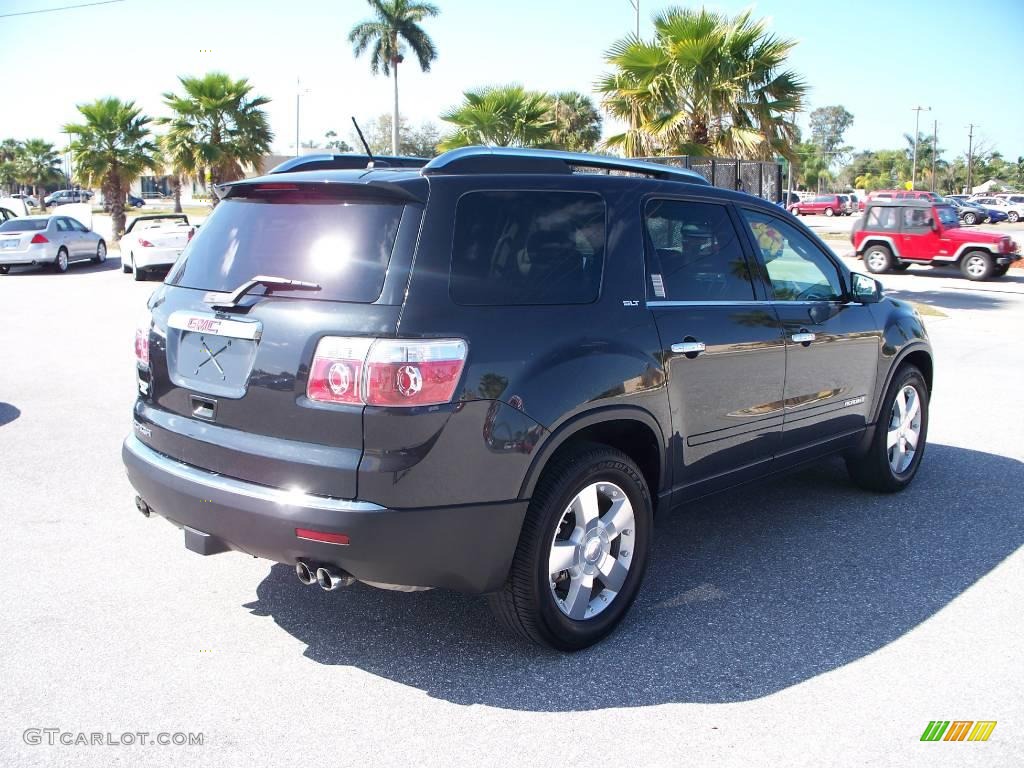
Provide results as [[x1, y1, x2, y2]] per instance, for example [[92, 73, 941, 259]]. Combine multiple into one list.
[[0, 0, 124, 19]]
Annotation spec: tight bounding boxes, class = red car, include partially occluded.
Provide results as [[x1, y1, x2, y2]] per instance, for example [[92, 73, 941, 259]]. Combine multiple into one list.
[[789, 194, 845, 217], [859, 189, 940, 212], [851, 200, 1019, 280]]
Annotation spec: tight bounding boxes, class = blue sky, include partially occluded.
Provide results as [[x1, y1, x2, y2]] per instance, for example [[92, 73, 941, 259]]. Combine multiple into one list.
[[0, 0, 1020, 160]]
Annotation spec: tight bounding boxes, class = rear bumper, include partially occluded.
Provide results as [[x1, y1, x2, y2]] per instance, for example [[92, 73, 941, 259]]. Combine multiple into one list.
[[132, 247, 181, 269], [0, 244, 54, 265], [122, 435, 528, 594]]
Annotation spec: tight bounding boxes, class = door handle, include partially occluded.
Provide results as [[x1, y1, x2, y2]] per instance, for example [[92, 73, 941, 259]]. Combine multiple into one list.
[[671, 340, 706, 356], [791, 332, 816, 344]]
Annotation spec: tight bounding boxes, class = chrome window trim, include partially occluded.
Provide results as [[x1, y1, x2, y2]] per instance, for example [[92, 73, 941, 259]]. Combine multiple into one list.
[[124, 434, 385, 512], [647, 300, 772, 307]]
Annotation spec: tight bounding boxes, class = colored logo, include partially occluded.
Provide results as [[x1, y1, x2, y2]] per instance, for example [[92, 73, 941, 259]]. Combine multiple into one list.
[[920, 721, 997, 742]]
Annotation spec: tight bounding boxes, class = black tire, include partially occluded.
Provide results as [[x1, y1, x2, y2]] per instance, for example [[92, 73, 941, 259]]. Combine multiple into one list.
[[0, 265, 9, 275], [846, 365, 928, 493], [1008, 211, 1019, 223], [863, 244, 893, 274], [960, 250, 993, 281], [892, 263, 911, 272], [962, 212, 977, 225], [131, 253, 145, 281], [53, 248, 68, 273], [488, 444, 653, 651], [91, 240, 107, 264], [122, 259, 131, 274], [993, 265, 1009, 277]]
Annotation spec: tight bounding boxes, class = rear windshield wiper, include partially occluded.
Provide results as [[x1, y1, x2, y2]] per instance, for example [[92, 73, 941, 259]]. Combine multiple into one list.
[[206, 275, 321, 309]]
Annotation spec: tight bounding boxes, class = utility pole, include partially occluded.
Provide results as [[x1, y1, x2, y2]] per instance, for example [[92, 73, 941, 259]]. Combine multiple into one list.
[[629, 0, 639, 36], [966, 123, 976, 195], [910, 106, 931, 189], [930, 120, 937, 193], [786, 110, 796, 205]]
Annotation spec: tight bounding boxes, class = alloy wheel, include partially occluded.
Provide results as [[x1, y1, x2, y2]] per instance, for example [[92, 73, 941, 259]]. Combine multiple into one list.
[[887, 384, 922, 474], [97, 242, 106, 262], [866, 249, 888, 272], [964, 254, 987, 278], [548, 482, 635, 620]]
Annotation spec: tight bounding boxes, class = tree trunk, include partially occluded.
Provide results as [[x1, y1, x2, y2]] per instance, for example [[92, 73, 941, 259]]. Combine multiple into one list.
[[36, 185, 46, 211], [110, 168, 125, 242], [392, 59, 400, 156], [171, 174, 182, 214]]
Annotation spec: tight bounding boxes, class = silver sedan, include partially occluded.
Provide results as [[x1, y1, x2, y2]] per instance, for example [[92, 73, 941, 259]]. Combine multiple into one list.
[[0, 214, 107, 274]]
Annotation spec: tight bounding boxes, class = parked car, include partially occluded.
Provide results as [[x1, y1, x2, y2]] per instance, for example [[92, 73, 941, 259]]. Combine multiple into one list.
[[127, 193, 145, 208], [0, 196, 31, 219], [0, 214, 107, 274], [866, 190, 942, 205], [970, 202, 1009, 224], [946, 198, 992, 225], [968, 196, 1021, 223], [119, 214, 194, 280], [852, 199, 1019, 280], [997, 194, 1024, 208], [123, 146, 934, 650], [789, 193, 846, 216], [11, 193, 39, 208], [44, 189, 93, 206], [944, 194, 969, 204], [778, 191, 800, 208]]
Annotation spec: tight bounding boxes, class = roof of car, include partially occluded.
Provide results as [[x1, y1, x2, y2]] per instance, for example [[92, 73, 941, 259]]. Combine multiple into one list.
[[866, 199, 939, 208]]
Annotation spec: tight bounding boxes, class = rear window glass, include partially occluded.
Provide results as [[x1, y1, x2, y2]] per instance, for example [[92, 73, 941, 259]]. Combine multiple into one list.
[[167, 195, 404, 302], [0, 219, 47, 231], [450, 191, 605, 305]]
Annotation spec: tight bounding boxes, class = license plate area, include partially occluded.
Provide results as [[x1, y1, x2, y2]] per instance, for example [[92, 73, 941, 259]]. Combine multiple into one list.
[[166, 311, 261, 398], [1, 239, 18, 249]]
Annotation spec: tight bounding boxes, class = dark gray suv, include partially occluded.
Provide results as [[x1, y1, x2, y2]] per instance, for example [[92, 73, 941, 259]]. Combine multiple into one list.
[[123, 147, 933, 650]]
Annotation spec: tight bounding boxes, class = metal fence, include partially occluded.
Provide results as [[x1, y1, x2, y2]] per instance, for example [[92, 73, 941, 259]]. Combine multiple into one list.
[[639, 155, 783, 202]]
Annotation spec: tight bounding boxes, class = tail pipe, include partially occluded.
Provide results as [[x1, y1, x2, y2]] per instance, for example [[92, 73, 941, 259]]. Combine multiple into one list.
[[316, 566, 356, 591], [295, 561, 318, 586]]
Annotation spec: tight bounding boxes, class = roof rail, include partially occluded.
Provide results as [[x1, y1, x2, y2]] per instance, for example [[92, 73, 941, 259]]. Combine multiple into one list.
[[269, 154, 429, 174], [421, 147, 710, 184]]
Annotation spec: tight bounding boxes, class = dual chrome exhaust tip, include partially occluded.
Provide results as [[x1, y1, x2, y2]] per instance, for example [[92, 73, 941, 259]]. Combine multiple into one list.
[[295, 561, 355, 591]]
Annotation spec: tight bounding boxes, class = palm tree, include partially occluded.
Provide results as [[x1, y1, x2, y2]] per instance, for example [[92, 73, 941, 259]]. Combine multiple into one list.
[[65, 98, 159, 240], [159, 130, 197, 214], [0, 139, 22, 196], [159, 72, 273, 206], [439, 85, 554, 150], [18, 139, 63, 210], [549, 91, 603, 152], [349, 0, 439, 155], [597, 8, 806, 159]]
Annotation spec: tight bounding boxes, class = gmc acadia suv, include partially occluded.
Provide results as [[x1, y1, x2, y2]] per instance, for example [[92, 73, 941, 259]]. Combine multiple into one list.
[[124, 147, 934, 650]]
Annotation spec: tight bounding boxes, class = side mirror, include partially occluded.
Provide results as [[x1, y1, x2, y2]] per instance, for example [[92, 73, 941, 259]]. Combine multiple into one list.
[[850, 272, 883, 303]]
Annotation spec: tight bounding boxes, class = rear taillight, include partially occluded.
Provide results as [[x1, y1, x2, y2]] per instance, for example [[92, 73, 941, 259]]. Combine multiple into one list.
[[138, 239, 154, 247], [30, 233, 48, 244], [307, 337, 468, 407], [135, 315, 150, 368]]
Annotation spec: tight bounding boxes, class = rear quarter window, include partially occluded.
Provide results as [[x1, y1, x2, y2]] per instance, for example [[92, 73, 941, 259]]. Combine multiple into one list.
[[450, 191, 605, 305]]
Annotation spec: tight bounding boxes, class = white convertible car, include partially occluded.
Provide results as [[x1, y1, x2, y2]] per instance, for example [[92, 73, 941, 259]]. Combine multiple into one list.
[[120, 214, 195, 280]]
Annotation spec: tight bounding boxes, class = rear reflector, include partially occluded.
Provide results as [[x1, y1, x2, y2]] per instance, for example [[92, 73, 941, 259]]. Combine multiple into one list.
[[307, 337, 468, 408], [30, 233, 48, 244], [135, 313, 151, 367], [138, 239, 154, 247], [295, 528, 350, 545]]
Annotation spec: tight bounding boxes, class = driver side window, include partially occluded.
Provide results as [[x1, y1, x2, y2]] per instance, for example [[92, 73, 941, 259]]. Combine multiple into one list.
[[741, 210, 844, 302]]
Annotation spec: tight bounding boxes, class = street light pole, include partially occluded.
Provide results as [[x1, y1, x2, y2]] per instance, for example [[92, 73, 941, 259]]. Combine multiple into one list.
[[910, 106, 931, 189], [628, 0, 639, 36], [966, 123, 976, 194], [295, 78, 311, 157], [930, 119, 937, 193]]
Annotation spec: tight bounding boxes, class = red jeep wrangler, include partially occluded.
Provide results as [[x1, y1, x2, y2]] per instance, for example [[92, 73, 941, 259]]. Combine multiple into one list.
[[852, 200, 1020, 280]]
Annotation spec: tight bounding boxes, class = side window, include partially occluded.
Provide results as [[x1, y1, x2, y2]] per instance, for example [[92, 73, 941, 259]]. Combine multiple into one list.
[[901, 208, 931, 233], [741, 210, 845, 302], [866, 206, 898, 231], [643, 200, 755, 302], [54, 218, 70, 232], [450, 191, 605, 306]]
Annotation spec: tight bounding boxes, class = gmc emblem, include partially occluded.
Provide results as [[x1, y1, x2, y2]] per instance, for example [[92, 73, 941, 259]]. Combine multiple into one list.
[[187, 318, 222, 334]]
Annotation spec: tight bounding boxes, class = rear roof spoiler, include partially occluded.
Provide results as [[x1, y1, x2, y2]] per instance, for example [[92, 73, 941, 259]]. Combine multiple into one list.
[[269, 154, 429, 174], [421, 147, 710, 185]]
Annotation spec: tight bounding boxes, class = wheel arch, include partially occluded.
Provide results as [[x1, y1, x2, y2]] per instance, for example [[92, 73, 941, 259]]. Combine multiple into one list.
[[859, 236, 900, 258], [518, 406, 667, 507], [871, 343, 933, 423]]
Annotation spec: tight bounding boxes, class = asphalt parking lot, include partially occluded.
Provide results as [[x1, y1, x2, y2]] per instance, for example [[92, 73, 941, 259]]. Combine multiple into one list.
[[0, 252, 1021, 767]]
